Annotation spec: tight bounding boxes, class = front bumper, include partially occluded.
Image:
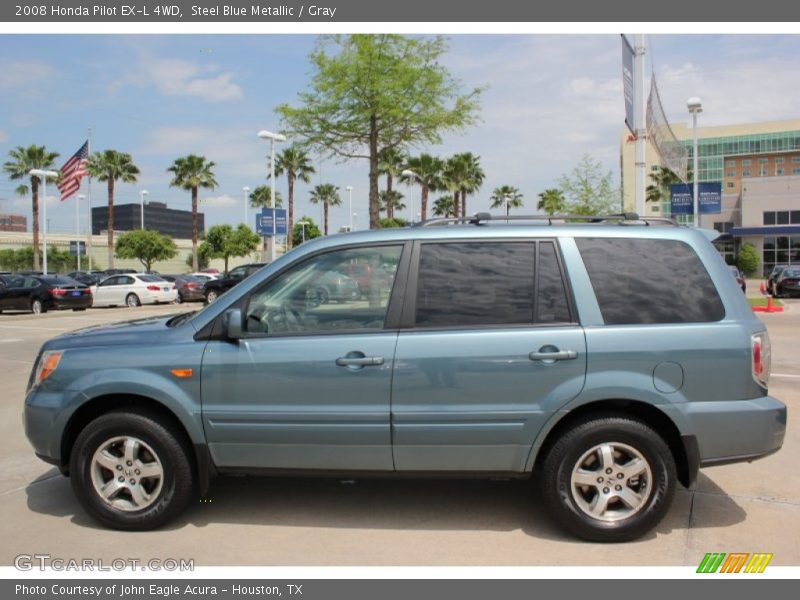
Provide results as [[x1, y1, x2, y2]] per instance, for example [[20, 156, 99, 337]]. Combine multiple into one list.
[[678, 395, 786, 468]]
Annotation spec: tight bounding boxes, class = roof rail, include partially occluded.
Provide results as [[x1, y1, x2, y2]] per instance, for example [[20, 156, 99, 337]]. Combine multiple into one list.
[[416, 212, 679, 227]]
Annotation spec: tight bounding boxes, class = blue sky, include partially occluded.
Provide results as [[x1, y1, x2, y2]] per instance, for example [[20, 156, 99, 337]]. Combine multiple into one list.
[[2, 34, 800, 234]]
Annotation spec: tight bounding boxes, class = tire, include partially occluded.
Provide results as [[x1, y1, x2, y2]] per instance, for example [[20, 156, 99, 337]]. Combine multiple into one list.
[[539, 415, 676, 543], [73, 308, 87, 312], [205, 290, 218, 304], [175, 294, 183, 304], [31, 299, 45, 315], [126, 293, 141, 308], [69, 410, 194, 531]]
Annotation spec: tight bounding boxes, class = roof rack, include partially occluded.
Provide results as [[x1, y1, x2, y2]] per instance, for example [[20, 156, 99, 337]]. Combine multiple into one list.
[[416, 212, 679, 227]]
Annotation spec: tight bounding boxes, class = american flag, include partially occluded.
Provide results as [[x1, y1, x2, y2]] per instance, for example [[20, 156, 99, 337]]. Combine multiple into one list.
[[57, 140, 89, 201]]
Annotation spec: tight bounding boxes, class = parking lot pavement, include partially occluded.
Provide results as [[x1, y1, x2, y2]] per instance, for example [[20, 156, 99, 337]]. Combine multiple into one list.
[[0, 302, 798, 566]]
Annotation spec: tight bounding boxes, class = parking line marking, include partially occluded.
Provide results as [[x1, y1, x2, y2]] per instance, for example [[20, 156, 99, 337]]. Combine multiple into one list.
[[772, 373, 800, 379], [0, 338, 22, 343]]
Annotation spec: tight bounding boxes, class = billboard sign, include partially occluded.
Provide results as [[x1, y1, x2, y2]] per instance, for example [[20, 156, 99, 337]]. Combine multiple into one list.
[[69, 240, 86, 256], [256, 208, 288, 236], [621, 35, 636, 134], [670, 182, 722, 215]]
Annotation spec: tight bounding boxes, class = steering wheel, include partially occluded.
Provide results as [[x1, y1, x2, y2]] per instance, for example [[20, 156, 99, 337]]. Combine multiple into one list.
[[280, 301, 304, 332]]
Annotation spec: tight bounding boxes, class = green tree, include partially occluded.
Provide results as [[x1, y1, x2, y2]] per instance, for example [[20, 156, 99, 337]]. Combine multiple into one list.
[[432, 195, 455, 217], [537, 188, 567, 216], [399, 153, 444, 221], [378, 147, 407, 219], [203, 224, 261, 273], [277, 34, 483, 230], [114, 230, 178, 273], [379, 217, 408, 229], [249, 185, 284, 209], [87, 150, 139, 270], [490, 185, 524, 216], [379, 190, 406, 215], [454, 152, 484, 217], [442, 156, 467, 218], [309, 183, 341, 235], [3, 144, 60, 270], [187, 244, 211, 271], [646, 165, 692, 215], [167, 155, 217, 272], [737, 243, 760, 277], [274, 145, 315, 250], [557, 154, 619, 216], [291, 216, 322, 247]]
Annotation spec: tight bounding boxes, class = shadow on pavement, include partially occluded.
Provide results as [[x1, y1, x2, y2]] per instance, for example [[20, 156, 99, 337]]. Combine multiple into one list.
[[25, 469, 747, 541]]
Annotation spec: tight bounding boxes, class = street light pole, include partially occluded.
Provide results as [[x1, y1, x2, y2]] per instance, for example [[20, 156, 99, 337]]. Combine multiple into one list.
[[298, 220, 310, 244], [29, 169, 58, 275], [346, 186, 353, 232], [257, 130, 286, 262], [687, 97, 703, 228], [243, 186, 250, 226], [77, 194, 85, 271], [139, 190, 148, 229], [401, 169, 417, 223]]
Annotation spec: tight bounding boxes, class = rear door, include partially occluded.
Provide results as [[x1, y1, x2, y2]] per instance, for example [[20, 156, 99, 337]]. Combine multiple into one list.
[[391, 239, 587, 473], [94, 276, 120, 306]]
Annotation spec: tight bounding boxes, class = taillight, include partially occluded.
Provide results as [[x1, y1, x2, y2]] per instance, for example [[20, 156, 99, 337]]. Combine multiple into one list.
[[186, 283, 198, 289], [146, 285, 160, 291], [752, 332, 771, 389], [49, 288, 67, 296]]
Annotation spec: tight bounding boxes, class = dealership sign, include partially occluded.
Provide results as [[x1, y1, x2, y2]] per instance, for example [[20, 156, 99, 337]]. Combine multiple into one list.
[[669, 182, 722, 215], [256, 208, 288, 236]]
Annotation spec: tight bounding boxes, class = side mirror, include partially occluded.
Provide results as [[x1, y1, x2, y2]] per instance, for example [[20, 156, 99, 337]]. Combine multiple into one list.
[[223, 308, 243, 340]]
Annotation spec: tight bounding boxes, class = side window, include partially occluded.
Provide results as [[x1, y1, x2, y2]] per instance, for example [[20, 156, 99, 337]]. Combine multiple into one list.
[[576, 237, 725, 325], [244, 245, 403, 335], [24, 278, 40, 289], [537, 242, 572, 323], [99, 276, 118, 287], [415, 242, 535, 328], [120, 276, 135, 285], [228, 267, 246, 280]]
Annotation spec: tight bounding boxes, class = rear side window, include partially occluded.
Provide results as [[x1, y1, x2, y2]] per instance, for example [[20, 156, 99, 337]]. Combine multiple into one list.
[[576, 237, 725, 324], [414, 241, 572, 328]]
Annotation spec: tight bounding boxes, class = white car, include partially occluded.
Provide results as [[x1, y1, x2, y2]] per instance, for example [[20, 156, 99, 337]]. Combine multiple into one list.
[[90, 274, 178, 308], [190, 272, 218, 282]]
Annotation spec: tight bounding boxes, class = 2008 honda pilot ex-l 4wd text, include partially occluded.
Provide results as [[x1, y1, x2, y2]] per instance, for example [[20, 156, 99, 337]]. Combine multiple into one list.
[[24, 213, 786, 542]]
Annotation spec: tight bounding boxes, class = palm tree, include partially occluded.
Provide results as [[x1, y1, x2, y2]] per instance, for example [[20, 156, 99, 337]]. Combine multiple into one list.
[[490, 186, 524, 216], [432, 195, 455, 217], [442, 156, 467, 219], [454, 152, 484, 216], [248, 186, 284, 259], [379, 190, 406, 215], [399, 154, 443, 222], [378, 148, 407, 219], [647, 166, 690, 215], [3, 145, 60, 270], [274, 145, 315, 250], [87, 150, 139, 269], [309, 183, 341, 235], [537, 188, 566, 216], [167, 155, 217, 272]]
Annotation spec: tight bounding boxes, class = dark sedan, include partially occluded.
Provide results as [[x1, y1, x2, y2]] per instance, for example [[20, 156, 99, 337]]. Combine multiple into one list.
[[0, 275, 92, 314], [162, 274, 206, 303], [203, 263, 266, 303], [67, 270, 106, 286], [773, 267, 800, 298]]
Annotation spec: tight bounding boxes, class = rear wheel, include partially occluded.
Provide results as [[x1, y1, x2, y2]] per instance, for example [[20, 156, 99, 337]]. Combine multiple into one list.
[[126, 293, 141, 308], [205, 290, 218, 304], [31, 299, 45, 315], [69, 410, 194, 530], [539, 416, 676, 542]]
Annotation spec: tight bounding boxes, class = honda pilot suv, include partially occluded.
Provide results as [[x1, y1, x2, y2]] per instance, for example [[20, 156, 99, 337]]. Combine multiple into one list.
[[23, 213, 786, 541]]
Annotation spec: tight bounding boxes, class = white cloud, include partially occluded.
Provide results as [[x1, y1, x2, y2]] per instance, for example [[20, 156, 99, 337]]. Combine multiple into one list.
[[111, 55, 243, 103], [0, 59, 57, 93], [0, 130, 8, 143]]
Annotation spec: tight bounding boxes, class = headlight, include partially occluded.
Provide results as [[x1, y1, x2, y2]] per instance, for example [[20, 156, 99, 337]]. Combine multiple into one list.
[[32, 350, 63, 388]]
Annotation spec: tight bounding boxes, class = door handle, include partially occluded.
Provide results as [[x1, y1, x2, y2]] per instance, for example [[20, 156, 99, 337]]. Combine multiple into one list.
[[336, 355, 384, 367], [528, 349, 578, 362]]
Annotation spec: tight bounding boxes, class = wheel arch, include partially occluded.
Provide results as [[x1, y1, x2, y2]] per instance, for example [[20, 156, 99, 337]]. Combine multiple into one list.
[[529, 399, 695, 488], [61, 393, 213, 495]]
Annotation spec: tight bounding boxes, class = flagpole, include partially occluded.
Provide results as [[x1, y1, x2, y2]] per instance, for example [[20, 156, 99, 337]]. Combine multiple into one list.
[[86, 127, 93, 271]]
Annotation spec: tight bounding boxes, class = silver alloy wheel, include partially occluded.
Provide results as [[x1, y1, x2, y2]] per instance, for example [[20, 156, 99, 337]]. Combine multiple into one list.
[[206, 290, 217, 303], [570, 442, 653, 522], [31, 299, 42, 314], [126, 294, 140, 308], [90, 435, 164, 512]]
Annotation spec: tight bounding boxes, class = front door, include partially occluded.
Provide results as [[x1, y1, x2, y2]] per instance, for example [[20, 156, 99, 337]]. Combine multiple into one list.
[[391, 240, 587, 473], [201, 243, 407, 471]]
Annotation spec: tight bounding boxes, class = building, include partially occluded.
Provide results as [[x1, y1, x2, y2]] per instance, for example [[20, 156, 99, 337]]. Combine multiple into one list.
[[0, 213, 27, 232], [92, 201, 203, 240], [621, 118, 800, 272]]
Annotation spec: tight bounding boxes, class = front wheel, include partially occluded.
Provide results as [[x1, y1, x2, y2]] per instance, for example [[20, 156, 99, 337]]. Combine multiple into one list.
[[205, 290, 218, 304], [539, 416, 676, 542], [31, 299, 46, 315], [69, 410, 194, 530]]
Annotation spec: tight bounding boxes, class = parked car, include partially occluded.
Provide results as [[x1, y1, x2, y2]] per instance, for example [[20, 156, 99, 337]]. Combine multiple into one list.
[[0, 274, 13, 288], [190, 272, 218, 283], [309, 270, 361, 304], [90, 274, 177, 307], [202, 263, 265, 303], [201, 268, 220, 275], [67, 271, 106, 286], [772, 267, 800, 298], [0, 275, 92, 314], [23, 213, 785, 541], [103, 268, 138, 276], [728, 265, 746, 293], [766, 264, 788, 296], [163, 274, 205, 304]]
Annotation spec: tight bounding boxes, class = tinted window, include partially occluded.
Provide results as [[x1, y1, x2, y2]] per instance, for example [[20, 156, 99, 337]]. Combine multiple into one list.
[[138, 275, 164, 282], [120, 276, 135, 285], [576, 238, 725, 325], [228, 267, 247, 279], [99, 276, 118, 286], [537, 242, 572, 323], [415, 242, 535, 327]]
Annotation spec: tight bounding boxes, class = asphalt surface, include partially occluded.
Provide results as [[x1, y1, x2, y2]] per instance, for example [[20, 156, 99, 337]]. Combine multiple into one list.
[[0, 297, 798, 566]]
